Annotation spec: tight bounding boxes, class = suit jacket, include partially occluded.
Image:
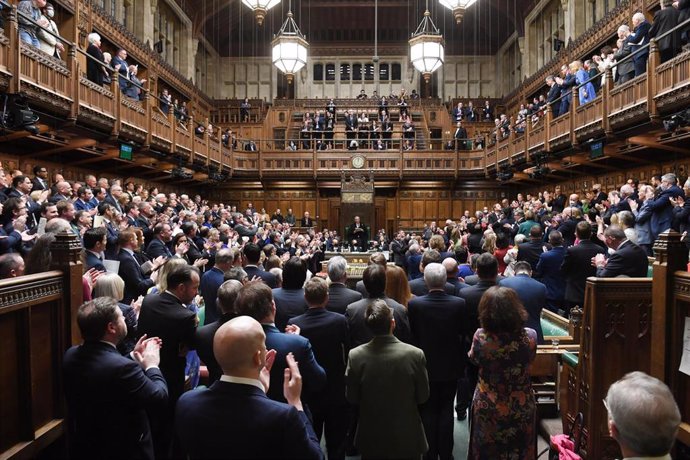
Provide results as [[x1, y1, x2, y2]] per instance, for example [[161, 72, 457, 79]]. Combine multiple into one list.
[[627, 20, 652, 61], [118, 249, 155, 304], [272, 287, 307, 331], [193, 313, 234, 385], [74, 198, 93, 211], [408, 277, 456, 297], [104, 194, 123, 213], [63, 341, 168, 460], [346, 335, 429, 458], [31, 176, 48, 191], [244, 265, 278, 288], [463, 274, 505, 287], [499, 275, 547, 344], [300, 217, 314, 227], [458, 280, 497, 337], [408, 291, 467, 381], [138, 292, 197, 403], [597, 240, 649, 278], [84, 250, 106, 272], [345, 296, 412, 347], [535, 246, 567, 304], [355, 279, 367, 298], [262, 324, 327, 403], [175, 381, 322, 460], [649, 7, 680, 52], [647, 185, 684, 238], [288, 308, 350, 405], [614, 39, 635, 77], [200, 267, 225, 325], [111, 55, 129, 90], [390, 238, 409, 266], [561, 240, 606, 305], [517, 240, 548, 272], [146, 237, 172, 259], [326, 283, 362, 314], [86, 43, 105, 85]]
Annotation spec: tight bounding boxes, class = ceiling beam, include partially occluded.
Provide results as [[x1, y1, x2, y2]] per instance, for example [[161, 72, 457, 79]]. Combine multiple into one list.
[[0, 124, 51, 142], [627, 136, 690, 155], [30, 139, 100, 158], [70, 150, 120, 166]]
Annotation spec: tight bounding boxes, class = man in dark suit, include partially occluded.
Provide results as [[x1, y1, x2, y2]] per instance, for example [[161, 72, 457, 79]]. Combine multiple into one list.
[[390, 230, 410, 267], [557, 65, 576, 115], [453, 121, 468, 150], [242, 242, 278, 288], [545, 76, 560, 118], [325, 256, 362, 314], [235, 282, 326, 404], [117, 230, 157, 304], [111, 48, 130, 91], [300, 211, 314, 228], [347, 215, 368, 250], [176, 316, 323, 459], [31, 165, 49, 191], [517, 224, 548, 272], [535, 230, 567, 312], [137, 265, 199, 458], [83, 227, 107, 272], [288, 277, 350, 460], [408, 263, 466, 460], [594, 225, 649, 278], [194, 279, 242, 385], [457, 253, 499, 420], [409, 250, 456, 296], [63, 297, 168, 460], [354, 252, 388, 297], [346, 299, 429, 459], [561, 221, 606, 312], [146, 223, 173, 259], [345, 264, 412, 347], [647, 173, 684, 241], [104, 184, 124, 214], [200, 248, 233, 325], [443, 257, 469, 294], [273, 256, 308, 331], [345, 110, 358, 141], [499, 261, 547, 343], [627, 12, 652, 77], [649, 0, 680, 63]]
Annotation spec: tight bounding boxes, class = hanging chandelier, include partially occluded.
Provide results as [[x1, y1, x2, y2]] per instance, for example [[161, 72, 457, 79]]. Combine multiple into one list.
[[439, 0, 477, 24], [409, 0, 444, 84], [271, 6, 308, 84], [242, 0, 280, 26]]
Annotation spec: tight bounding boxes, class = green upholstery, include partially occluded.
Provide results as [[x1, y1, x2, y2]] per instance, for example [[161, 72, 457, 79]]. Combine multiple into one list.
[[198, 306, 206, 327], [561, 351, 579, 367], [647, 264, 653, 278], [541, 317, 568, 337]]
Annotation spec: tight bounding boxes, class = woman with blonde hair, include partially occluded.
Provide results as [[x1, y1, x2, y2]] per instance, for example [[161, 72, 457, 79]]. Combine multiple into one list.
[[482, 232, 497, 255], [571, 60, 596, 105], [92, 272, 139, 354], [385, 264, 413, 308]]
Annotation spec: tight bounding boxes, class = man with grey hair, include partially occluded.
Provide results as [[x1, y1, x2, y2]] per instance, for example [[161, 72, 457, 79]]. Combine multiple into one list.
[[593, 225, 649, 277], [200, 248, 234, 324], [224, 266, 248, 283], [647, 172, 684, 241], [409, 250, 456, 296], [408, 262, 467, 460], [605, 371, 680, 459], [194, 280, 243, 384], [545, 75, 561, 117], [627, 11, 652, 76], [325, 256, 362, 315], [615, 25, 635, 84]]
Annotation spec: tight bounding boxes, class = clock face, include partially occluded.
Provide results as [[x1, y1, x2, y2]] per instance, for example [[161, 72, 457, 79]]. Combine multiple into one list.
[[352, 155, 365, 169]]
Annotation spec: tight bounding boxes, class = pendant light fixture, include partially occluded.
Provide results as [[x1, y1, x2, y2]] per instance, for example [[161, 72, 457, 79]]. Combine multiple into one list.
[[409, 0, 445, 83], [242, 0, 280, 26], [438, 0, 477, 25], [271, 0, 308, 84]]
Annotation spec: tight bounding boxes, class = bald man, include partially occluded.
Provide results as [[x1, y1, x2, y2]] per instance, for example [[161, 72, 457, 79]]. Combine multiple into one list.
[[176, 316, 323, 459]]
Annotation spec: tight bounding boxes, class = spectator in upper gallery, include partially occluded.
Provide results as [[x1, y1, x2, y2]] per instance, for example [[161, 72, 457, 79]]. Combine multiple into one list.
[[465, 101, 477, 122], [555, 64, 576, 115], [37, 3, 64, 59], [481, 100, 493, 121], [356, 89, 368, 100], [584, 59, 600, 94], [545, 75, 561, 117], [101, 52, 114, 85], [614, 28, 636, 84], [626, 12, 652, 77], [240, 97, 251, 122], [124, 65, 146, 100], [677, 0, 690, 50], [18, 0, 49, 48], [572, 60, 597, 105], [604, 372, 680, 460], [110, 49, 131, 93], [160, 89, 172, 115], [86, 33, 105, 86], [453, 101, 465, 122], [649, 0, 680, 63]]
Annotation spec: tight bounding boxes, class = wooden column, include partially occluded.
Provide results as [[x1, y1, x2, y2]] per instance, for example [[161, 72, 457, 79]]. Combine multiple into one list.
[[50, 231, 84, 347]]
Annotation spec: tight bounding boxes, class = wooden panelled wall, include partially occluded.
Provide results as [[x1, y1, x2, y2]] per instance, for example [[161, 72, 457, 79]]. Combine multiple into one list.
[[216, 188, 512, 234]]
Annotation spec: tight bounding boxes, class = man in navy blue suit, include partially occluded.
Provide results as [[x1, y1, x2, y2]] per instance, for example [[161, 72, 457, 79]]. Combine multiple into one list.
[[273, 256, 308, 331], [83, 227, 107, 272], [535, 230, 567, 312], [288, 277, 350, 460], [647, 173, 684, 241], [235, 282, 326, 404], [561, 221, 606, 311], [499, 261, 547, 344], [242, 242, 278, 288], [63, 297, 168, 460], [200, 248, 234, 324], [408, 250, 457, 296], [324, 256, 362, 314], [407, 263, 467, 460], [176, 316, 323, 459], [146, 223, 173, 259], [594, 225, 649, 278], [117, 230, 161, 304], [627, 12, 652, 76]]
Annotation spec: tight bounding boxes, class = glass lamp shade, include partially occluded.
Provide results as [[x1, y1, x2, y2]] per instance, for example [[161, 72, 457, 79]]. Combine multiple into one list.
[[242, 0, 281, 25], [272, 37, 308, 79], [439, 0, 477, 24], [409, 34, 444, 82]]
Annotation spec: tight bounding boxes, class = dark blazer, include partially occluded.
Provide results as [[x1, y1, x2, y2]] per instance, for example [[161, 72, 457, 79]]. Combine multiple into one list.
[[517, 239, 548, 272], [463, 274, 504, 286], [118, 249, 155, 304], [390, 238, 409, 266], [499, 275, 547, 344], [175, 381, 323, 460], [649, 6, 680, 52], [86, 43, 105, 85], [146, 237, 172, 259], [200, 267, 225, 325], [325, 283, 362, 314], [244, 265, 278, 288], [84, 250, 106, 272], [288, 308, 350, 405], [614, 39, 635, 77], [535, 246, 567, 305], [104, 194, 123, 213], [647, 184, 684, 238], [355, 279, 367, 298], [300, 217, 314, 227], [63, 341, 168, 460], [272, 287, 307, 331], [597, 240, 649, 278], [458, 280, 497, 337], [627, 20, 652, 62], [408, 291, 467, 381], [262, 324, 326, 403], [138, 292, 197, 403], [446, 277, 469, 294], [31, 176, 48, 191], [408, 277, 456, 297], [193, 313, 235, 385], [345, 296, 412, 347], [561, 240, 606, 306]]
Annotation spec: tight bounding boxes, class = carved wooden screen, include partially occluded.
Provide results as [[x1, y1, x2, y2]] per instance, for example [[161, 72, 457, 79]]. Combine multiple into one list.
[[670, 272, 690, 454], [340, 172, 375, 244]]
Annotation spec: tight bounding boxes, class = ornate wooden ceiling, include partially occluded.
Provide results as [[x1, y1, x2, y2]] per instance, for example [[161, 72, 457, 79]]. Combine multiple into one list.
[[177, 0, 529, 57]]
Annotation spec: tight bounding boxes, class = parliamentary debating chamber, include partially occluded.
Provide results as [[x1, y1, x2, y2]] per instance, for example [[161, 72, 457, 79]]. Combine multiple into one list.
[[1, 0, 690, 458]]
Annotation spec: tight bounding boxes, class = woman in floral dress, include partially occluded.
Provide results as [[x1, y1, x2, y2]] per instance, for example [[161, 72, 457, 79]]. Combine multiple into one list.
[[468, 286, 538, 460]]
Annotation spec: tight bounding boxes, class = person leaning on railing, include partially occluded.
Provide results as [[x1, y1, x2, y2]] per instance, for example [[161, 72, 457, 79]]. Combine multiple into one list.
[[86, 33, 105, 86], [17, 0, 47, 48]]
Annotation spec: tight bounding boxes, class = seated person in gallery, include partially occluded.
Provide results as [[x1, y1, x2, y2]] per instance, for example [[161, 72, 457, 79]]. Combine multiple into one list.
[[348, 216, 368, 250], [356, 89, 368, 100]]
